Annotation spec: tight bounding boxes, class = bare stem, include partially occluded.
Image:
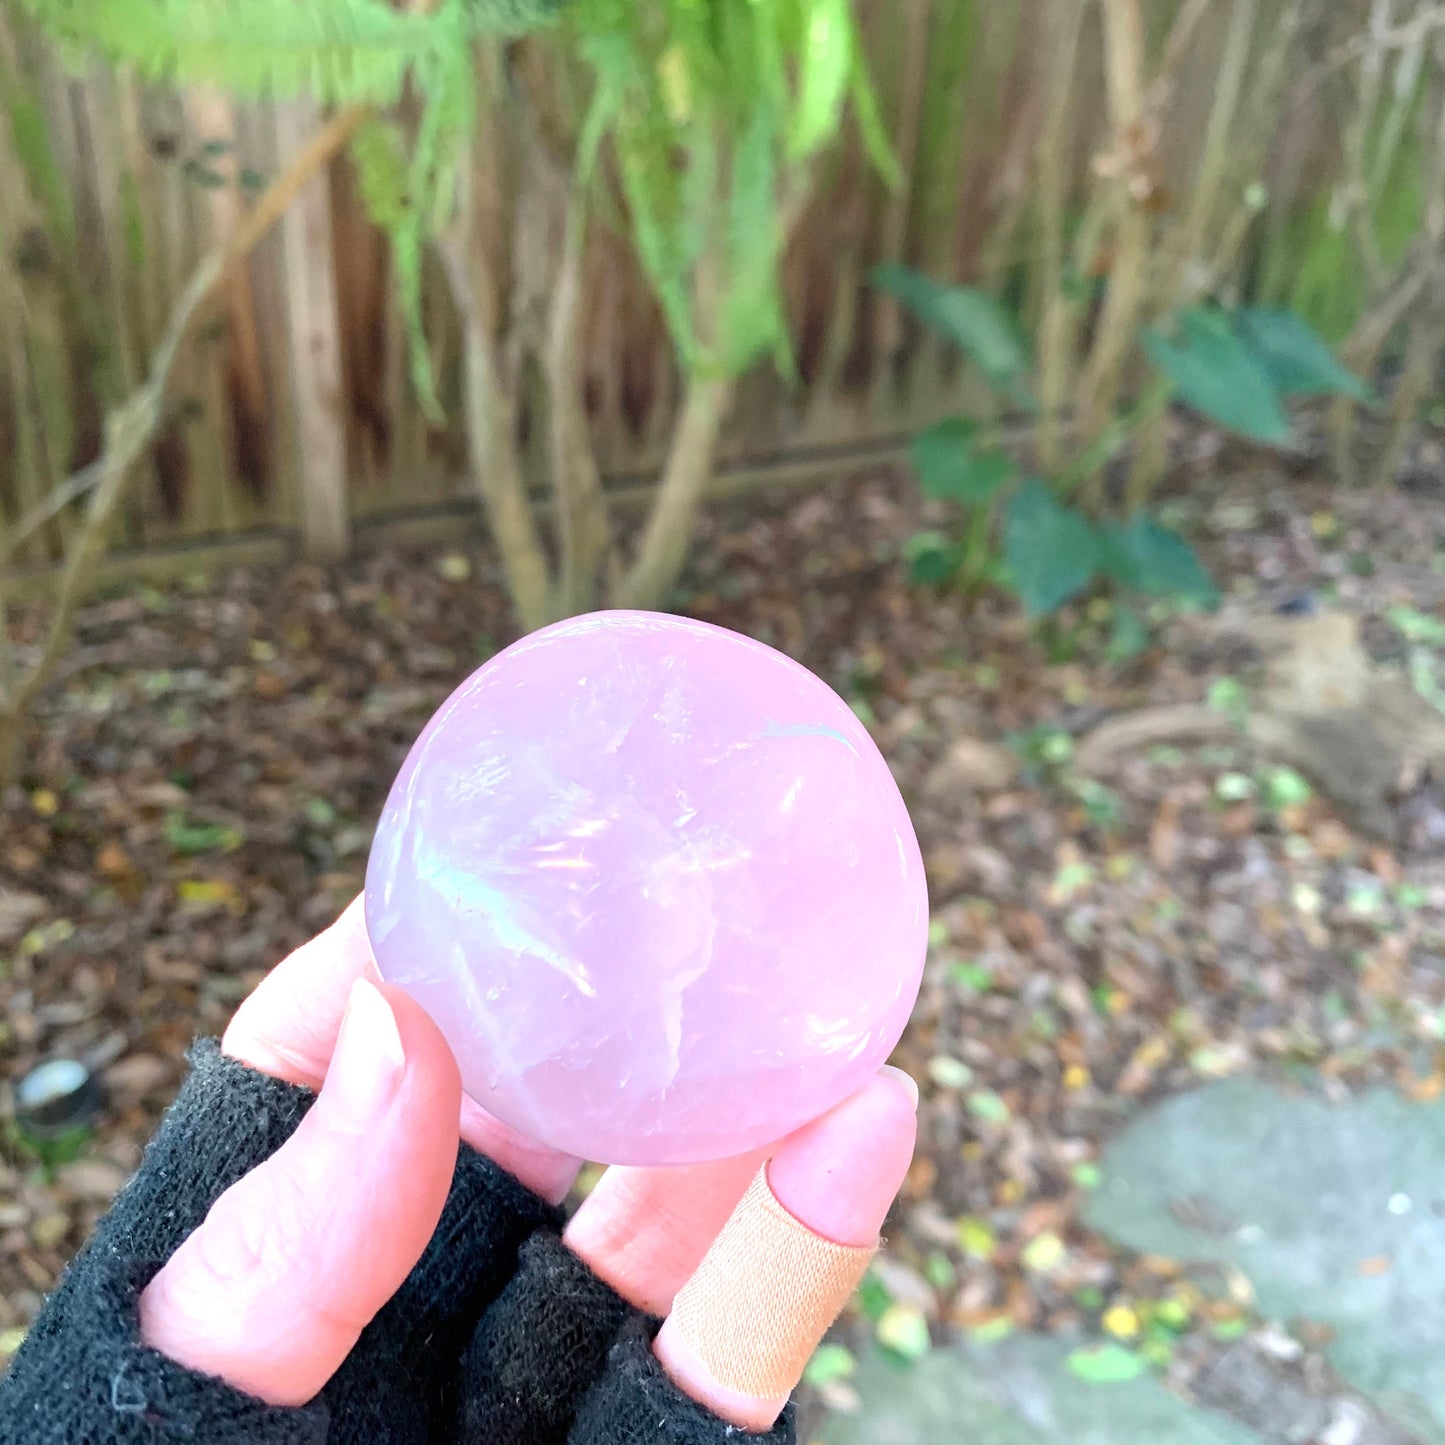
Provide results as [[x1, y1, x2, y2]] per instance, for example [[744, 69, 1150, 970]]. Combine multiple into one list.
[[612, 372, 732, 612], [438, 220, 554, 631], [545, 189, 610, 615]]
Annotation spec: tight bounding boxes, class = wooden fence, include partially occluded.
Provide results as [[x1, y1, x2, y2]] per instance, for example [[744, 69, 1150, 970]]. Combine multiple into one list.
[[0, 0, 1426, 573]]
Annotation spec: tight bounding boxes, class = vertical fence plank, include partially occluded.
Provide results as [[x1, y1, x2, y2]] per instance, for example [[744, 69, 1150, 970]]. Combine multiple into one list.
[[0, 6, 1425, 571], [0, 24, 75, 562], [274, 97, 350, 561]]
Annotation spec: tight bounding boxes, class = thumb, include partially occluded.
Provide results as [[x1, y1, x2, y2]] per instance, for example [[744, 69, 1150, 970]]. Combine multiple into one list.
[[138, 979, 461, 1407]]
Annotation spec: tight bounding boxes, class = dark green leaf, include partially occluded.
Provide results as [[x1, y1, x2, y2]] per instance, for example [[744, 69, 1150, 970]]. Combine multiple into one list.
[[1100, 516, 1218, 605], [1143, 309, 1291, 444], [904, 530, 960, 587], [910, 419, 1015, 503], [1235, 308, 1372, 402], [872, 266, 1032, 395], [164, 812, 241, 855], [182, 159, 227, 189], [1106, 603, 1151, 661], [1003, 480, 1102, 616]]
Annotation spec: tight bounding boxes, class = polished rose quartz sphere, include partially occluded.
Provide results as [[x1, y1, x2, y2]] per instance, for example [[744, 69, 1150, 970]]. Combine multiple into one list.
[[364, 611, 928, 1165]]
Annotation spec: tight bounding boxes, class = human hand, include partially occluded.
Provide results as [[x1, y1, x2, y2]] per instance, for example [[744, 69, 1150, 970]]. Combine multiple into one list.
[[137, 898, 918, 1434]]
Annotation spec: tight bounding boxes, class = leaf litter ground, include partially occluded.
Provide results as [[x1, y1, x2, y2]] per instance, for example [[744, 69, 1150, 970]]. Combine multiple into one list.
[[3, 460, 1445, 1436]]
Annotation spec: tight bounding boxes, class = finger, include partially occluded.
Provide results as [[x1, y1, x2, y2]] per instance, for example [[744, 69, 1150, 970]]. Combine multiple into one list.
[[654, 1067, 918, 1432], [563, 1151, 770, 1316], [460, 1093, 581, 1205], [222, 896, 374, 1089], [139, 980, 461, 1407], [223, 897, 579, 1202]]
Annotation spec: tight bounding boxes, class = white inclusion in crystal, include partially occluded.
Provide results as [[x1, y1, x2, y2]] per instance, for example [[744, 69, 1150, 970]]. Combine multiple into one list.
[[423, 859, 598, 999], [780, 778, 803, 812], [762, 719, 861, 757]]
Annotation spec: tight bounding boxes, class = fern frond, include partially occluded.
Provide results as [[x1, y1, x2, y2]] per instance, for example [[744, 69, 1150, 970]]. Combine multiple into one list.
[[349, 7, 479, 419], [15, 0, 560, 103]]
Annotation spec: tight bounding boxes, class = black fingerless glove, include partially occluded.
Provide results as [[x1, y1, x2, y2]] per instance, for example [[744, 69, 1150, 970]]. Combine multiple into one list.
[[0, 1042, 795, 1445]]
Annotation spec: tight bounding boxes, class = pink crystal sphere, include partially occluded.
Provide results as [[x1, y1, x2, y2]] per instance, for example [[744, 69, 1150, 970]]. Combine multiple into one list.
[[364, 611, 927, 1165]]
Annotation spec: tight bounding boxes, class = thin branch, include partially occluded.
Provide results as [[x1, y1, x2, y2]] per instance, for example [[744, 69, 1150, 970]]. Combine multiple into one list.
[[1035, 0, 1089, 472], [545, 195, 610, 615], [1147, 0, 1216, 112], [611, 371, 732, 612], [0, 459, 104, 573], [437, 213, 554, 630], [1305, 1, 1445, 90]]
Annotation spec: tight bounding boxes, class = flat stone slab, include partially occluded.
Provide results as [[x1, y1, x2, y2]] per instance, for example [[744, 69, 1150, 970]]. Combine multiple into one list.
[[820, 1336, 1266, 1445], [1084, 1078, 1445, 1443]]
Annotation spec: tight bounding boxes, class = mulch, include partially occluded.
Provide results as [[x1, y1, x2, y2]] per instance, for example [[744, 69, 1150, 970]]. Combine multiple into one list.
[[4, 457, 1445, 1372]]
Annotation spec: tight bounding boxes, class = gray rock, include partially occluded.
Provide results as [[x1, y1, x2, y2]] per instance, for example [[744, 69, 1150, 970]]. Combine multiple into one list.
[[820, 1336, 1265, 1445], [1085, 1079, 1445, 1443]]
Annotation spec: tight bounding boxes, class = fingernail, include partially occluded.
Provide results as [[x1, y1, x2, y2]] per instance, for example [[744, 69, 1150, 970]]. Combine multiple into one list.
[[881, 1065, 920, 1110], [324, 979, 406, 1126], [768, 1072, 918, 1248]]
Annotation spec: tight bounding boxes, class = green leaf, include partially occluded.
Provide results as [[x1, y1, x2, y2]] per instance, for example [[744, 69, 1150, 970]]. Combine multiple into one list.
[[1260, 765, 1312, 809], [855, 1272, 893, 1321], [1235, 308, 1372, 402], [1021, 1232, 1067, 1273], [1106, 603, 1151, 661], [165, 813, 241, 856], [1099, 516, 1217, 606], [872, 266, 1032, 396], [15, 0, 558, 105], [1387, 603, 1445, 645], [803, 1343, 857, 1387], [1144, 309, 1292, 444], [1003, 481, 1102, 616], [910, 420, 1016, 504], [719, 99, 789, 376], [875, 1303, 931, 1360], [956, 1216, 997, 1261], [966, 1089, 1010, 1125], [1066, 1343, 1147, 1384], [847, 48, 901, 188], [928, 1055, 974, 1090], [789, 0, 853, 160], [904, 531, 960, 587]]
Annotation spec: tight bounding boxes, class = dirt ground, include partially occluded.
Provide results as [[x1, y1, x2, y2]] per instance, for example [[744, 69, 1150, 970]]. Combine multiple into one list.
[[5, 457, 1445, 1375]]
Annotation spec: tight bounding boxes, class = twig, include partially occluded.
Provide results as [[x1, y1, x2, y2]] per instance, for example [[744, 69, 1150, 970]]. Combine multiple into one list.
[[1303, 1, 1445, 91], [0, 459, 105, 573]]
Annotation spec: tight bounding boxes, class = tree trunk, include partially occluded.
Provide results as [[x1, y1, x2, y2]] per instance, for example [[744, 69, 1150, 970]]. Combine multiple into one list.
[[545, 197, 610, 617], [612, 373, 731, 612], [438, 227, 554, 632]]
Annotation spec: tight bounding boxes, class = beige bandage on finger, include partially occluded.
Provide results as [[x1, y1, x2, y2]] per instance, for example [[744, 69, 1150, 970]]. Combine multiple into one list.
[[666, 1167, 877, 1399]]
